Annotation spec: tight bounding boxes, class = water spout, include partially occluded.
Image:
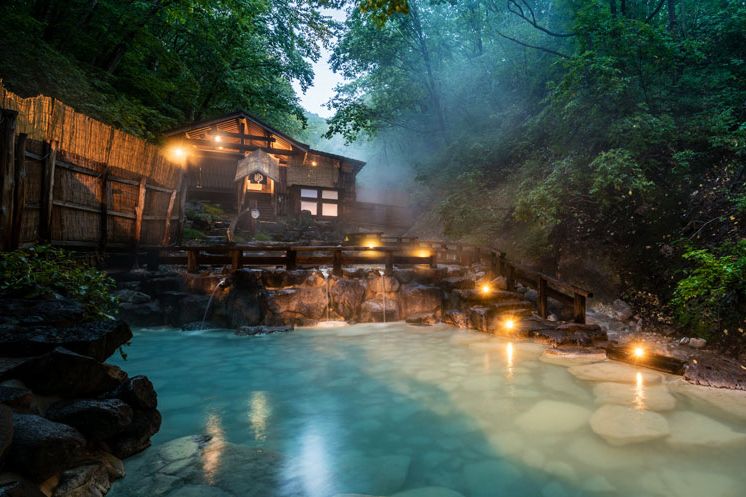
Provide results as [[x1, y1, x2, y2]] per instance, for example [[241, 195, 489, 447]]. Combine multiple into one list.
[[378, 269, 387, 324], [320, 268, 331, 322], [201, 277, 228, 330]]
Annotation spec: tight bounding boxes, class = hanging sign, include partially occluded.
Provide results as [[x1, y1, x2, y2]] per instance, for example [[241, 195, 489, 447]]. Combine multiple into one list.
[[249, 171, 267, 184]]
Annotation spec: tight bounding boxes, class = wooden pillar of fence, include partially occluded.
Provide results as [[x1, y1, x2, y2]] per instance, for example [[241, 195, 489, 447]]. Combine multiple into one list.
[[187, 248, 199, 273], [39, 141, 56, 242], [537, 276, 548, 318], [133, 177, 147, 248], [230, 248, 241, 271], [286, 248, 297, 270], [162, 170, 184, 246], [385, 251, 394, 275], [99, 168, 109, 250], [489, 251, 499, 279], [10, 133, 27, 249], [505, 262, 516, 291], [333, 248, 342, 276], [0, 109, 18, 250], [573, 294, 587, 324]]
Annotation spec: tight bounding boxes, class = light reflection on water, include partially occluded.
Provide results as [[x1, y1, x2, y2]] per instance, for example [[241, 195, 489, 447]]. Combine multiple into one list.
[[109, 324, 746, 497]]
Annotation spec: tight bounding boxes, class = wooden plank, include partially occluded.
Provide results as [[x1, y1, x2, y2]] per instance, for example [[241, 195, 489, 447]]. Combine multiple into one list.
[[230, 248, 241, 271], [0, 109, 17, 250], [286, 249, 297, 270], [187, 248, 199, 273], [385, 251, 394, 275], [184, 137, 295, 156], [573, 294, 586, 324], [176, 162, 189, 243], [133, 176, 146, 247], [39, 141, 57, 242], [11, 133, 27, 249], [161, 170, 183, 246], [333, 248, 342, 276], [537, 276, 548, 318], [99, 168, 109, 250]]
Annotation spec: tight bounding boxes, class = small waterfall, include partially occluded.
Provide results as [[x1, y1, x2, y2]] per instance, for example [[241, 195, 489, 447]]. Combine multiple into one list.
[[320, 268, 331, 322], [379, 270, 387, 323], [201, 277, 227, 330]]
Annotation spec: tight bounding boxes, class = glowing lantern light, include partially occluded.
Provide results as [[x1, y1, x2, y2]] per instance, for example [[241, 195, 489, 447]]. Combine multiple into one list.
[[503, 318, 515, 331], [633, 345, 646, 359], [213, 134, 222, 143], [480, 283, 491, 295], [311, 160, 318, 167], [171, 146, 186, 160], [415, 249, 431, 258]]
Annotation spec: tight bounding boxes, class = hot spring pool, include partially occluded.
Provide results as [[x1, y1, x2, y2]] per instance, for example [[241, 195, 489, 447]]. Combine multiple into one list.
[[109, 323, 746, 497]]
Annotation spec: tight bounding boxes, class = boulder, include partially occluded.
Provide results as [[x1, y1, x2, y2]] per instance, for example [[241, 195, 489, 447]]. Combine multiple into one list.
[[7, 413, 86, 481], [109, 375, 157, 410], [400, 284, 443, 319], [0, 480, 46, 497], [405, 313, 438, 326], [593, 382, 676, 411], [52, 453, 125, 497], [611, 299, 634, 321], [366, 274, 400, 297], [46, 399, 133, 441], [0, 405, 12, 467], [666, 411, 746, 449], [167, 294, 211, 327], [108, 408, 162, 458], [589, 405, 670, 446], [360, 300, 399, 322], [235, 325, 293, 336], [441, 276, 475, 291], [568, 362, 662, 384], [668, 380, 746, 421], [13, 348, 127, 398], [411, 267, 448, 285], [0, 296, 85, 328], [265, 287, 327, 323], [221, 271, 265, 328], [515, 400, 591, 434], [539, 348, 607, 366], [261, 269, 310, 288], [443, 310, 469, 328], [0, 385, 34, 412], [0, 319, 132, 362], [118, 302, 163, 327], [330, 279, 367, 321], [139, 276, 183, 296]]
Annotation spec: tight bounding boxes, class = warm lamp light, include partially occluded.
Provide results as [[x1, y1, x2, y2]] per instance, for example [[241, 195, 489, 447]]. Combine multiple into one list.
[[415, 249, 431, 258], [311, 160, 318, 167], [480, 283, 491, 295], [632, 345, 646, 359], [213, 134, 222, 143], [171, 146, 186, 160], [503, 318, 515, 331]]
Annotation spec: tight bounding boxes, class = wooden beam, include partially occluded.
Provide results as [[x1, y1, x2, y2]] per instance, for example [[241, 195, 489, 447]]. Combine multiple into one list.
[[537, 276, 548, 318], [161, 170, 183, 246], [573, 293, 587, 324], [183, 137, 295, 156], [39, 141, 57, 242], [133, 176, 147, 247], [333, 248, 342, 276], [286, 248, 297, 270], [11, 133, 27, 249], [0, 110, 18, 250], [187, 248, 199, 273]]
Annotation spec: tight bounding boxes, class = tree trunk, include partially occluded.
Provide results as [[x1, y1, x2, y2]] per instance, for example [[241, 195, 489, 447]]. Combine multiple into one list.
[[667, 0, 677, 33], [101, 0, 169, 74], [609, 0, 617, 17]]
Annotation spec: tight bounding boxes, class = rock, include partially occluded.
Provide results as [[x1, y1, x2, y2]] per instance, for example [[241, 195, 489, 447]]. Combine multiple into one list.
[[113, 289, 151, 304], [443, 310, 469, 328], [7, 413, 86, 481], [0, 480, 46, 497], [13, 348, 127, 397], [515, 400, 591, 434], [400, 284, 443, 319], [0, 319, 132, 362], [53, 455, 125, 497], [639, 468, 739, 497], [265, 287, 327, 323], [0, 358, 30, 382], [118, 302, 163, 327], [611, 299, 634, 321], [539, 348, 607, 366], [366, 274, 400, 297], [666, 411, 746, 449], [0, 296, 85, 328], [441, 276, 475, 290], [108, 408, 162, 458], [688, 337, 706, 349], [391, 487, 466, 497], [166, 294, 212, 327], [46, 399, 133, 441], [589, 405, 670, 445], [140, 276, 183, 296], [330, 279, 367, 321], [235, 325, 292, 336], [682, 353, 746, 390], [0, 385, 34, 412], [593, 382, 676, 411], [405, 313, 438, 325], [568, 362, 662, 384], [109, 375, 158, 410], [261, 269, 310, 288], [360, 300, 399, 322], [0, 405, 12, 467], [669, 380, 746, 421]]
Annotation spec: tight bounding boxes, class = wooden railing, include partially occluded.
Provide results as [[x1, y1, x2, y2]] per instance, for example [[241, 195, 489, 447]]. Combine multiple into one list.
[[151, 238, 592, 323]]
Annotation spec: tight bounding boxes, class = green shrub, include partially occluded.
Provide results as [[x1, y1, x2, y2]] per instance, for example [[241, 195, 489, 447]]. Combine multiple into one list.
[[182, 227, 207, 241], [0, 245, 118, 320], [671, 241, 746, 337]]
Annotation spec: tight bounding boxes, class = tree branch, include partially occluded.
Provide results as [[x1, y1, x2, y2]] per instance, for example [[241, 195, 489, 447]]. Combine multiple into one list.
[[494, 28, 571, 58], [507, 0, 576, 38], [645, 0, 666, 22]]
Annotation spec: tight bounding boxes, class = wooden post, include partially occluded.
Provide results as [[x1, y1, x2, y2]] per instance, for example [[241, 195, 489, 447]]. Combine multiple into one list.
[[146, 248, 160, 271], [133, 176, 147, 247], [498, 251, 507, 276], [286, 248, 297, 270], [385, 250, 394, 275], [187, 248, 199, 273], [39, 141, 57, 242], [429, 253, 437, 269], [161, 170, 183, 246], [230, 248, 241, 271], [506, 263, 515, 291], [175, 160, 189, 243], [573, 293, 587, 324], [537, 276, 548, 318], [333, 248, 342, 276], [11, 133, 27, 249], [99, 168, 110, 250], [0, 109, 18, 250]]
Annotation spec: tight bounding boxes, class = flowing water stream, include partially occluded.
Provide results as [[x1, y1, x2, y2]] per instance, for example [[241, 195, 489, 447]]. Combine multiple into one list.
[[200, 277, 227, 330], [109, 323, 746, 497]]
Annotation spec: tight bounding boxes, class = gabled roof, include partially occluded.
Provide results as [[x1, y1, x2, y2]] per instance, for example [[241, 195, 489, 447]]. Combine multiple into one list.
[[163, 110, 310, 151]]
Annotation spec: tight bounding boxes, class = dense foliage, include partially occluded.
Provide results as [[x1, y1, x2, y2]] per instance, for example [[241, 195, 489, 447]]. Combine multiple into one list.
[[0, 245, 118, 319], [328, 0, 746, 338], [0, 0, 337, 137]]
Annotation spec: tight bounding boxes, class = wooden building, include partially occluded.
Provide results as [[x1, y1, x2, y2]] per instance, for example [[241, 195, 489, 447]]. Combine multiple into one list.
[[163, 111, 365, 222]]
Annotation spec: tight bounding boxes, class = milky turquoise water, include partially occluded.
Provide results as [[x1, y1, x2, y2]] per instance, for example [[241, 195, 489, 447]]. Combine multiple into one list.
[[109, 323, 746, 497]]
